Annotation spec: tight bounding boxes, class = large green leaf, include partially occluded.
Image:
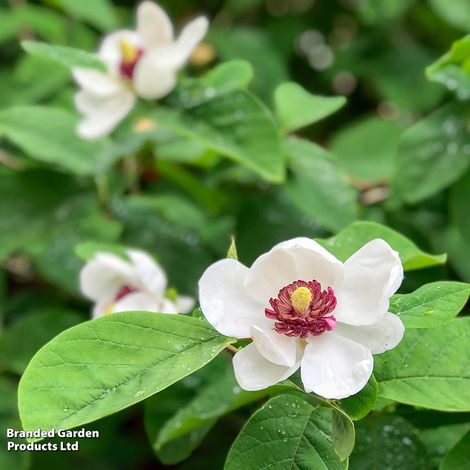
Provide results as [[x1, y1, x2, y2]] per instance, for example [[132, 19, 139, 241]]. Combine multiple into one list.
[[331, 117, 402, 183], [390, 281, 470, 328], [274, 82, 346, 133], [283, 138, 358, 232], [394, 103, 470, 203], [225, 395, 347, 470], [1, 309, 83, 375], [350, 415, 429, 470], [0, 106, 107, 175], [18, 312, 235, 434], [331, 408, 355, 461], [22, 41, 105, 71], [375, 317, 470, 411], [440, 430, 470, 470], [317, 221, 446, 270]]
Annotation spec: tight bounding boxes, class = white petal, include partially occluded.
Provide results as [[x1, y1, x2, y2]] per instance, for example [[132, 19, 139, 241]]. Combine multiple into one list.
[[159, 298, 179, 314], [301, 333, 373, 399], [334, 312, 405, 354], [171, 16, 209, 67], [72, 68, 123, 96], [98, 30, 141, 74], [251, 326, 298, 367], [75, 89, 135, 139], [133, 53, 177, 99], [113, 291, 158, 313], [233, 342, 299, 391], [245, 237, 344, 305], [137, 1, 173, 48], [176, 295, 195, 313], [126, 249, 167, 295], [92, 298, 113, 318], [80, 253, 137, 302], [198, 259, 272, 339], [335, 239, 404, 326]]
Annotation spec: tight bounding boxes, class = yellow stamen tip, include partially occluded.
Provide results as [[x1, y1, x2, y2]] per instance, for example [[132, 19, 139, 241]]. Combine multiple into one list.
[[291, 286, 312, 315], [104, 304, 115, 316], [119, 39, 138, 64]]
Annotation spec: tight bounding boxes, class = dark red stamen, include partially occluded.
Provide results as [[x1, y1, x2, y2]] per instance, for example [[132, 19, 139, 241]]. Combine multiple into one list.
[[115, 285, 137, 301], [119, 49, 144, 79], [265, 280, 337, 338]]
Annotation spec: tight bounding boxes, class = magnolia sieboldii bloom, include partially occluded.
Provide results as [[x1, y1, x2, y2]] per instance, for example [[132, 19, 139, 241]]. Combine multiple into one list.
[[72, 1, 208, 139], [198, 238, 405, 399], [80, 249, 194, 318]]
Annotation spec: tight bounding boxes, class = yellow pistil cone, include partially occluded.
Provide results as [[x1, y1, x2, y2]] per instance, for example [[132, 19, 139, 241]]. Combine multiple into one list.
[[291, 287, 312, 315], [119, 39, 138, 64]]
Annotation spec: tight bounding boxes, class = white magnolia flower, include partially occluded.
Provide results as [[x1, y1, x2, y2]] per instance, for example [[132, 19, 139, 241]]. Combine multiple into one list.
[[72, 1, 208, 139], [80, 249, 194, 318], [199, 238, 405, 399]]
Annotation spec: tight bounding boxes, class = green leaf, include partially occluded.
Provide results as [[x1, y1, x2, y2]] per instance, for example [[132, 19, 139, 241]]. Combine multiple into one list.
[[21, 41, 105, 71], [426, 35, 470, 99], [274, 82, 346, 133], [444, 227, 470, 282], [375, 317, 470, 411], [1, 309, 83, 375], [450, 169, 470, 240], [317, 221, 446, 270], [283, 138, 358, 232], [339, 375, 378, 421], [331, 117, 402, 183], [18, 312, 235, 435], [394, 103, 470, 203], [225, 395, 347, 470], [0, 106, 108, 175], [429, 0, 470, 32], [331, 408, 355, 461], [440, 430, 470, 470], [155, 368, 269, 451], [390, 281, 470, 328], [350, 415, 429, 470], [47, 0, 118, 32], [152, 91, 284, 183], [74, 241, 129, 262]]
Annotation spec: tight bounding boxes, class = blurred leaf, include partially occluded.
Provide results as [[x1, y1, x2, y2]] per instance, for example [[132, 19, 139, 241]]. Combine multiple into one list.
[[45, 0, 118, 32], [440, 430, 470, 469], [375, 317, 470, 411], [444, 227, 470, 282], [331, 117, 402, 183], [427, 34, 470, 99], [357, 0, 415, 23], [19, 312, 235, 435], [0, 106, 108, 175], [274, 82, 346, 133], [394, 103, 470, 203], [317, 221, 446, 270], [283, 138, 358, 232], [209, 27, 288, 102], [331, 408, 355, 461], [390, 281, 470, 328], [428, 0, 470, 32], [152, 93, 284, 183], [74, 241, 129, 262], [350, 415, 429, 470], [225, 395, 347, 470], [339, 375, 378, 421], [450, 169, 470, 239], [22, 40, 105, 71], [1, 309, 83, 375]]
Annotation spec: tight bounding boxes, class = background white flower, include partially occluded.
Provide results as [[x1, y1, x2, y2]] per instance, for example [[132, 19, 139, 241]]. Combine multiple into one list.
[[80, 249, 194, 318], [198, 238, 405, 399], [72, 1, 208, 139]]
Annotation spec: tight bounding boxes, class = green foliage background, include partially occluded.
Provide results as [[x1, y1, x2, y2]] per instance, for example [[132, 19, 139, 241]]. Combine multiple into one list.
[[1, 0, 470, 468]]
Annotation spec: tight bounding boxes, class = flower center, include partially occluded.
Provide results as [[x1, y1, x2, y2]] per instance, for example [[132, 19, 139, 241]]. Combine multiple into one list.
[[265, 280, 337, 338], [119, 39, 144, 80], [115, 284, 137, 301]]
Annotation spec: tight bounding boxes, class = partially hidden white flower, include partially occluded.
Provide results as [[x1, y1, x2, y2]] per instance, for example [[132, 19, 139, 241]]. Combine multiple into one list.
[[80, 249, 194, 318], [198, 238, 405, 399], [72, 1, 208, 139]]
